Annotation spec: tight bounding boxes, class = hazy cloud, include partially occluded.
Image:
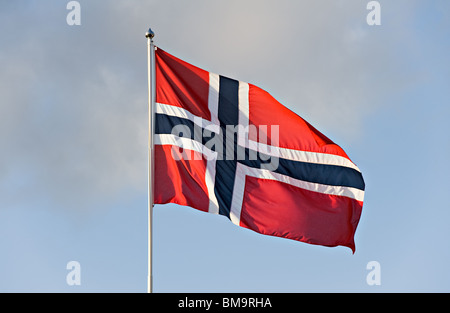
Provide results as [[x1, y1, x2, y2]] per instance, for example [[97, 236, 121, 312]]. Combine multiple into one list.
[[0, 0, 430, 213]]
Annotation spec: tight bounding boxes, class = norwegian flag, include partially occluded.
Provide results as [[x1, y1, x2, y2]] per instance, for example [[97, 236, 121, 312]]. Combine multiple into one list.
[[154, 48, 365, 252]]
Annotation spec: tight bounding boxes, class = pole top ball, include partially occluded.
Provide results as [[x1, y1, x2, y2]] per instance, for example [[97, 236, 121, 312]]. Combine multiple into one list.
[[145, 28, 155, 39]]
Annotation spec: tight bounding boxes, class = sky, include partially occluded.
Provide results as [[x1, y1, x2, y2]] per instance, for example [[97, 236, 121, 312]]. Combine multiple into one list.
[[0, 0, 449, 292]]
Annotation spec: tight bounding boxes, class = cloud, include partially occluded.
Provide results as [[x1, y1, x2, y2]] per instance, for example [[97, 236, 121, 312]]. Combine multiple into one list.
[[0, 2, 148, 213], [0, 0, 424, 213]]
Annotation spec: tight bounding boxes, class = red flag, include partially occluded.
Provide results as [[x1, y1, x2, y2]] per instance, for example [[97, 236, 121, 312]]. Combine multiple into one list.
[[154, 47, 365, 252]]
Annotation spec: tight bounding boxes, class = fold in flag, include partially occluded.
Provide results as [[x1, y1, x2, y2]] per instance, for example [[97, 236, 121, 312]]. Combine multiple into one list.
[[153, 47, 365, 252]]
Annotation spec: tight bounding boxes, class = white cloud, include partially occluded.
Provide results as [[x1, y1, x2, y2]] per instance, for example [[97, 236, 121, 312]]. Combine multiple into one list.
[[0, 0, 424, 213]]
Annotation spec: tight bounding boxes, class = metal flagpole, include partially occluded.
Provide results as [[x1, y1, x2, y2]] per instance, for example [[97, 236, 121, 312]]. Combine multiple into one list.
[[146, 27, 155, 294]]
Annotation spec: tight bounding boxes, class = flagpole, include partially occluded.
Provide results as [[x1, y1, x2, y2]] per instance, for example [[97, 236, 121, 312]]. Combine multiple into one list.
[[146, 27, 155, 294]]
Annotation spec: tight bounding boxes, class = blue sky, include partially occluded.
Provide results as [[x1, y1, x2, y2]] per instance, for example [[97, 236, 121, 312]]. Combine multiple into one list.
[[0, 0, 449, 292]]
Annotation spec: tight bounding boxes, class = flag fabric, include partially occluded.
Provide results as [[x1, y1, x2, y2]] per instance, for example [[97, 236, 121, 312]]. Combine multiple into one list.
[[153, 47, 365, 252]]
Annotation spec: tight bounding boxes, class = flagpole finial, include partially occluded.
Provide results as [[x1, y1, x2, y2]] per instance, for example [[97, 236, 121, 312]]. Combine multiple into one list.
[[146, 28, 155, 40]]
